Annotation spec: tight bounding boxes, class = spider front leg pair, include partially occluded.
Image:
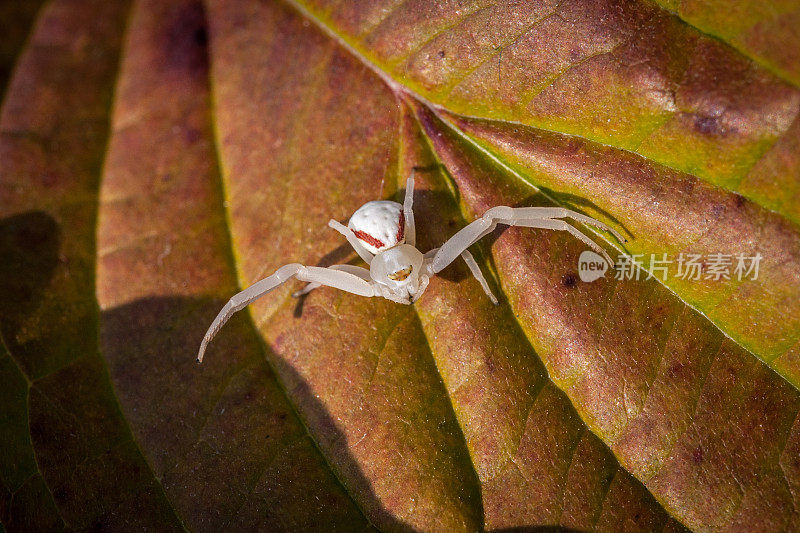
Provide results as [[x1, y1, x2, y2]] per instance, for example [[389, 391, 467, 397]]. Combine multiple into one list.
[[196, 172, 626, 363], [430, 205, 626, 273], [196, 263, 375, 362]]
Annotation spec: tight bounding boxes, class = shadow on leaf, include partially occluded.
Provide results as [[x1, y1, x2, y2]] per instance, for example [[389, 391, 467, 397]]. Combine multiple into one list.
[[0, 211, 60, 353], [100, 294, 411, 531]]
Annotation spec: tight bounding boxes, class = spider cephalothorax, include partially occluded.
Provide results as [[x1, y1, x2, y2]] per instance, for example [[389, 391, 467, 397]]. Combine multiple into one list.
[[196, 172, 626, 363]]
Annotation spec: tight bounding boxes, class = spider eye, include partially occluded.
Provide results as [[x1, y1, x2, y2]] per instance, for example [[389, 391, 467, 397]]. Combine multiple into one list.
[[388, 265, 413, 281]]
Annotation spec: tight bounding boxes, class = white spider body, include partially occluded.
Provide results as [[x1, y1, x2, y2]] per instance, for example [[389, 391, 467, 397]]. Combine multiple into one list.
[[196, 172, 627, 363], [348, 200, 405, 254]]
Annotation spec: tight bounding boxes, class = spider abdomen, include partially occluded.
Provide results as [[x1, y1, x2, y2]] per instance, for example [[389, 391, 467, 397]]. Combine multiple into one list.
[[348, 200, 405, 254]]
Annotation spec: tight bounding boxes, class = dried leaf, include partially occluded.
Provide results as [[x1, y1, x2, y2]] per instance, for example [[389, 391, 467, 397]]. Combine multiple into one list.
[[2, 0, 800, 531]]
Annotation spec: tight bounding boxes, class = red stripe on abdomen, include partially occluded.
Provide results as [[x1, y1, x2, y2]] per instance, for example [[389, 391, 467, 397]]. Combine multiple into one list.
[[396, 211, 405, 242], [353, 230, 385, 249]]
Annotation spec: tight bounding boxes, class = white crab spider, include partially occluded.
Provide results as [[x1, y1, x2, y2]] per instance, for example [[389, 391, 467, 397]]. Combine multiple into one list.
[[196, 172, 626, 363]]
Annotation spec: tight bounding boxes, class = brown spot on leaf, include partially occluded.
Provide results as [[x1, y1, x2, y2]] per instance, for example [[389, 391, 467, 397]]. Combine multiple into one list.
[[668, 362, 685, 379], [692, 446, 704, 464], [193, 27, 207, 47], [680, 177, 696, 196], [164, 0, 208, 74], [693, 115, 721, 136], [41, 172, 59, 188], [561, 273, 578, 288], [184, 127, 201, 144]]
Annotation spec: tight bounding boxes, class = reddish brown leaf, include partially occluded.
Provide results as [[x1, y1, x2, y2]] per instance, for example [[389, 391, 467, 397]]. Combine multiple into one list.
[[95, 0, 370, 529], [399, 103, 679, 530], [440, 111, 800, 385], [205, 1, 483, 529], [0, 0, 46, 99], [298, 0, 800, 227], [3, 0, 800, 530], [413, 101, 800, 531]]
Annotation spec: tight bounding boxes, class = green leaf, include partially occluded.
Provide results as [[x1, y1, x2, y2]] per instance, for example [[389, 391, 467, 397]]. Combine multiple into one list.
[[651, 0, 800, 88], [2, 0, 799, 531]]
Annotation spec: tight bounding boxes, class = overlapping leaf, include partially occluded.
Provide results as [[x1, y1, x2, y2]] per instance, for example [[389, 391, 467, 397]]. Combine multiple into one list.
[[1, 0, 800, 531]]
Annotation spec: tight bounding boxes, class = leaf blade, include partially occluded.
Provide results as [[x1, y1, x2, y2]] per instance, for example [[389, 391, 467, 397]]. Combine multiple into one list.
[[95, 0, 372, 529], [3, 0, 800, 530], [651, 0, 800, 89], [412, 100, 800, 530], [399, 102, 684, 530], [293, 0, 800, 227], [0, 0, 183, 528], [204, 0, 484, 528]]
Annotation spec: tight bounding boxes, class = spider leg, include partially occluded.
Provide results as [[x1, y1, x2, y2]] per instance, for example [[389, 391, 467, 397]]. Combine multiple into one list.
[[197, 263, 375, 363], [510, 207, 627, 243], [424, 237, 499, 304], [292, 264, 372, 297], [431, 206, 620, 285], [460, 250, 498, 305], [403, 171, 416, 247], [410, 274, 430, 303], [430, 214, 499, 274], [423, 247, 439, 260], [510, 217, 614, 266], [328, 219, 374, 264]]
